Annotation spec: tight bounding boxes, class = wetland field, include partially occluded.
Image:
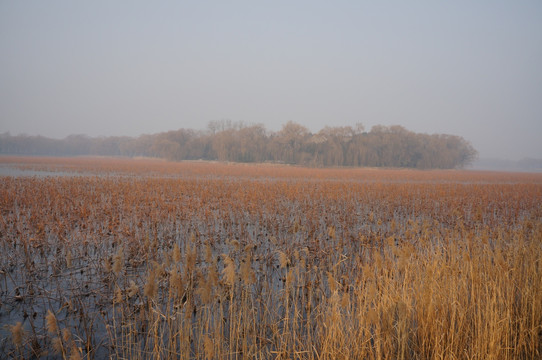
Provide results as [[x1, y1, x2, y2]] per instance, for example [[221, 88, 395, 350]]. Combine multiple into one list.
[[0, 156, 541, 359]]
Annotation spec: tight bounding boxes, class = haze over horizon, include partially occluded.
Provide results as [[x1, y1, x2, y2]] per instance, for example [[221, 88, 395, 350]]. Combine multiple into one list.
[[1, 1, 541, 161]]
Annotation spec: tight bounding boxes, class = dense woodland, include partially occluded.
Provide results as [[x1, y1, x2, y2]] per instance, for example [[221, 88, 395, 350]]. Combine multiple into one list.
[[0, 121, 477, 169]]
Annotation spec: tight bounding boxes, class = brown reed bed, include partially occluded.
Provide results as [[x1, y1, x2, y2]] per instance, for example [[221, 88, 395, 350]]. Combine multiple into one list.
[[0, 157, 541, 359]]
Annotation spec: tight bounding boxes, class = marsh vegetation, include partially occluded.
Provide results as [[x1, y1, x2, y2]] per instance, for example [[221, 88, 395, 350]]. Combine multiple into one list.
[[1, 156, 540, 359]]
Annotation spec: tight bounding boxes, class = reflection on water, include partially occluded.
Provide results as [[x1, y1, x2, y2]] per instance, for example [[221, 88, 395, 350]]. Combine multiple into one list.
[[0, 165, 83, 177]]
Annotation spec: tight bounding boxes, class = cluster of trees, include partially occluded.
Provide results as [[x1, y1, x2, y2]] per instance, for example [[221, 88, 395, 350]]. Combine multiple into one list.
[[0, 121, 477, 169]]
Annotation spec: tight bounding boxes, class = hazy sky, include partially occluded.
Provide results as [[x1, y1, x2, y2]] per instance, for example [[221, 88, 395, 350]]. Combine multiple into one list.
[[1, 1, 541, 160]]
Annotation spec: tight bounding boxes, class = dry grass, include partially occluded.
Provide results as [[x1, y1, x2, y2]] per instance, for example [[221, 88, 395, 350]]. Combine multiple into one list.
[[0, 156, 541, 359]]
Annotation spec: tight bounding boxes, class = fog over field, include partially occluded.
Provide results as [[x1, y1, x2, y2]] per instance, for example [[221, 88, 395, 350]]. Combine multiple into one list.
[[1, 1, 541, 162]]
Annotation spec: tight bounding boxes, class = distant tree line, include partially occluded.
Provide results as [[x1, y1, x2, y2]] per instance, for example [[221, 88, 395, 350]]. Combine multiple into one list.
[[0, 121, 477, 169]]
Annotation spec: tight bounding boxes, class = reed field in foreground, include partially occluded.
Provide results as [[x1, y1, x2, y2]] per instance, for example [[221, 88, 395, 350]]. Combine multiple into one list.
[[0, 156, 541, 359]]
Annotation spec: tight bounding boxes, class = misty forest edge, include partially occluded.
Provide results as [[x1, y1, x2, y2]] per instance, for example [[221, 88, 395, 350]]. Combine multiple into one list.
[[0, 121, 477, 169]]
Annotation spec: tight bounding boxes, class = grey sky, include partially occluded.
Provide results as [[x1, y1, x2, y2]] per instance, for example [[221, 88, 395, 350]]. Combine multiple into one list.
[[1, 1, 541, 160]]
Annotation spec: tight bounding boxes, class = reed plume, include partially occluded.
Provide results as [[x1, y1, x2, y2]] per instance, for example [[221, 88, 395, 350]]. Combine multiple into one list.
[[240, 252, 256, 286], [113, 247, 124, 275], [46, 310, 58, 334], [196, 270, 213, 303], [203, 335, 214, 360], [69, 346, 82, 360], [10, 321, 24, 348], [205, 243, 213, 263], [114, 286, 123, 304], [209, 258, 219, 287], [222, 254, 236, 287], [52, 337, 63, 355], [66, 250, 73, 268], [127, 280, 139, 298], [172, 242, 181, 263], [186, 243, 197, 274], [169, 268, 184, 299], [278, 250, 289, 269], [144, 267, 158, 299]]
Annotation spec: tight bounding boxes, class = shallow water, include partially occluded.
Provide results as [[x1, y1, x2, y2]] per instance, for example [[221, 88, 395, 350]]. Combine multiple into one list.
[[0, 165, 84, 178]]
